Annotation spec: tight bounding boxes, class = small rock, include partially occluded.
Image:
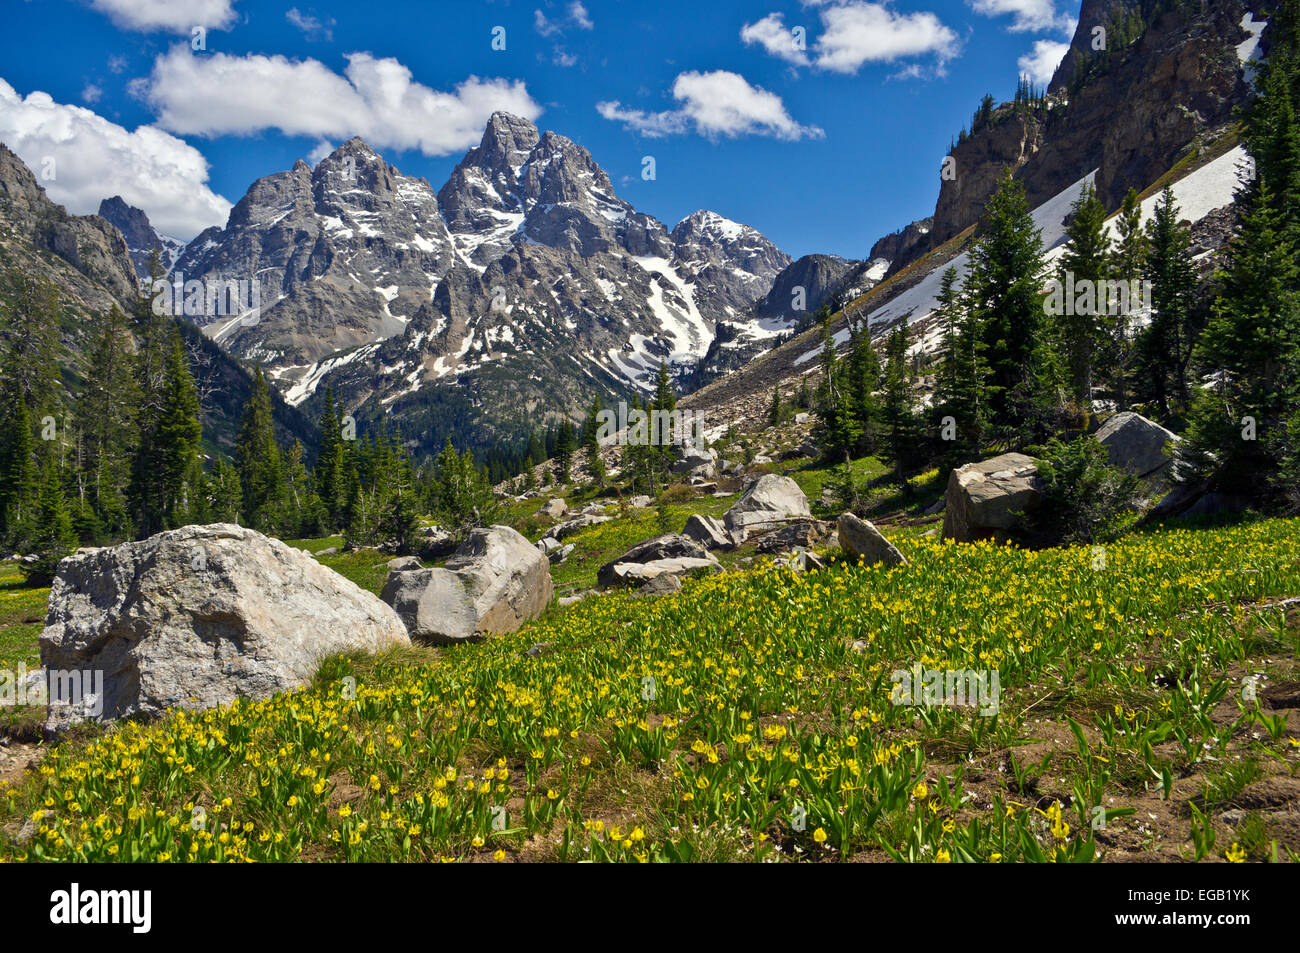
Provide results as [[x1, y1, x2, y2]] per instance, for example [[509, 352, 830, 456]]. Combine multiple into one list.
[[641, 573, 683, 596], [837, 513, 907, 567], [538, 498, 569, 520], [682, 513, 735, 551]]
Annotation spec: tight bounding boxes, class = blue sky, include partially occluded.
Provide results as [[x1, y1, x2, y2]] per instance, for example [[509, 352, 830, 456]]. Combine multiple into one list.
[[0, 0, 1079, 258]]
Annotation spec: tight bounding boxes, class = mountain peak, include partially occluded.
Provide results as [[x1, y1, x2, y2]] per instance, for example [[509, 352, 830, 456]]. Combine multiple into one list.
[[96, 195, 184, 279], [474, 112, 541, 171], [672, 210, 756, 245]]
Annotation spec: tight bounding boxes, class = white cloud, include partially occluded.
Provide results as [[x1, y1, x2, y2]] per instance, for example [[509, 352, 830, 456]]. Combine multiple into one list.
[[286, 8, 335, 42], [140, 46, 542, 156], [534, 10, 561, 37], [81, 83, 102, 104], [969, 0, 1075, 34], [596, 102, 689, 137], [88, 0, 237, 34], [740, 13, 811, 67], [812, 1, 959, 74], [0, 78, 231, 239], [569, 2, 594, 30], [1017, 39, 1070, 84], [597, 70, 822, 141], [307, 139, 334, 166], [746, 3, 958, 75]]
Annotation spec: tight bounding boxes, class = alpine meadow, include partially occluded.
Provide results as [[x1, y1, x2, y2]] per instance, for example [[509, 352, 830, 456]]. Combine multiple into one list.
[[0, 0, 1297, 912]]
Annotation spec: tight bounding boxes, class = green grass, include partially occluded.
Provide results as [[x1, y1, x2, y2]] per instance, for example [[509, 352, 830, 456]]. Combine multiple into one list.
[[0, 562, 45, 671], [787, 455, 889, 504]]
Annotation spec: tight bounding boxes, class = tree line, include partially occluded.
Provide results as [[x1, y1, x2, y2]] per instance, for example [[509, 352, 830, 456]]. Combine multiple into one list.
[[0, 261, 507, 580]]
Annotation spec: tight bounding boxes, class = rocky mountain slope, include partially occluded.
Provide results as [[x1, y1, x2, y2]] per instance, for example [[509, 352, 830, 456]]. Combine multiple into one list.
[[0, 144, 137, 309], [0, 142, 312, 455], [924, 0, 1261, 251], [171, 113, 792, 456], [686, 252, 873, 388], [96, 196, 186, 279]]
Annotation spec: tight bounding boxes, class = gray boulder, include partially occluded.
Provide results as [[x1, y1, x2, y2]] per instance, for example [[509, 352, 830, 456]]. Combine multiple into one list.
[[941, 452, 1043, 542], [672, 445, 717, 479], [641, 573, 683, 596], [682, 513, 735, 551], [603, 557, 720, 587], [538, 498, 568, 520], [753, 519, 836, 553], [597, 534, 716, 587], [837, 513, 907, 567], [417, 525, 456, 559], [723, 474, 812, 540], [542, 513, 611, 541], [39, 524, 410, 731], [1095, 412, 1180, 479], [382, 526, 552, 644]]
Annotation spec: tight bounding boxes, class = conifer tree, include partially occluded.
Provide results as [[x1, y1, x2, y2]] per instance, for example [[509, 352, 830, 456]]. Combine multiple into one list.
[[0, 392, 39, 546], [24, 459, 76, 583], [0, 267, 63, 415], [235, 367, 286, 532], [130, 329, 202, 535], [1108, 188, 1149, 408], [200, 457, 243, 524], [1134, 187, 1198, 416], [845, 323, 883, 453], [75, 305, 139, 539], [932, 267, 987, 460], [964, 174, 1054, 442], [314, 386, 344, 528], [553, 420, 576, 484], [1182, 175, 1300, 500], [881, 322, 921, 486], [1056, 183, 1111, 407], [814, 314, 860, 464]]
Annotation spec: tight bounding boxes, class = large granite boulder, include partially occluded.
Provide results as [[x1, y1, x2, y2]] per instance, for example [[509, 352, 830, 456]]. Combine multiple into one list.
[[941, 453, 1043, 542], [837, 514, 907, 567], [1095, 412, 1180, 480], [382, 526, 552, 644], [723, 474, 811, 540], [39, 524, 410, 731]]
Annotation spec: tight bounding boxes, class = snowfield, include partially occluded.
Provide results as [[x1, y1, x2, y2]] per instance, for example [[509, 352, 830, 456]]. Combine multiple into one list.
[[795, 143, 1250, 366]]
